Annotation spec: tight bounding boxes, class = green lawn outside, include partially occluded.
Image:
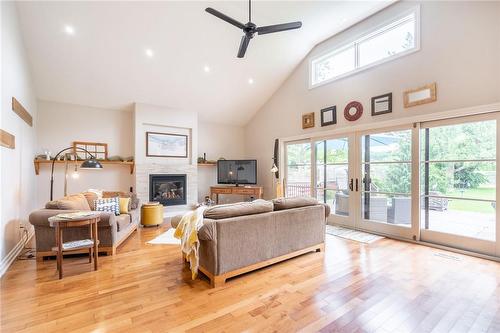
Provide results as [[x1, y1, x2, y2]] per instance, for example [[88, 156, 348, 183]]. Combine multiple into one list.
[[446, 187, 495, 213]]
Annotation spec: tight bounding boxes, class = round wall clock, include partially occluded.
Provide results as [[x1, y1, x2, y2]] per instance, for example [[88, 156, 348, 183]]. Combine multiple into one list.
[[344, 101, 363, 121]]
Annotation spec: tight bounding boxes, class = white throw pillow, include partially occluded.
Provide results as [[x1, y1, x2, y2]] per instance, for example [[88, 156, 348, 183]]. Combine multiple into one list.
[[94, 197, 120, 216], [87, 188, 103, 199]]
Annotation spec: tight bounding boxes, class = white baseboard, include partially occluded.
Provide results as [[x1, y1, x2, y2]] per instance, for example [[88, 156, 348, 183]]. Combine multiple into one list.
[[0, 228, 35, 278]]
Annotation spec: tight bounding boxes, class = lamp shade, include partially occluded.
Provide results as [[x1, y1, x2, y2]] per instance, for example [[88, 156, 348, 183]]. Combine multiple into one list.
[[80, 159, 103, 169]]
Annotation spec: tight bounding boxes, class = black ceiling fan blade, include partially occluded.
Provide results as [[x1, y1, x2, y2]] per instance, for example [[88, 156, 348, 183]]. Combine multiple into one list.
[[237, 35, 251, 58], [256, 21, 302, 35], [205, 8, 245, 30]]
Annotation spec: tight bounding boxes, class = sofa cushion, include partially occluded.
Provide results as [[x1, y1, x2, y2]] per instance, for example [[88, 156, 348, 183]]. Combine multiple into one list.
[[103, 191, 134, 211], [82, 191, 98, 210], [45, 194, 91, 211], [204, 199, 273, 220], [95, 197, 120, 215], [119, 197, 130, 214], [115, 214, 131, 232], [272, 197, 318, 211], [129, 192, 139, 210]]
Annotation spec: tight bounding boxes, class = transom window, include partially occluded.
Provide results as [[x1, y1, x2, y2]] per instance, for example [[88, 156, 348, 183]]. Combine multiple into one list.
[[310, 7, 420, 88]]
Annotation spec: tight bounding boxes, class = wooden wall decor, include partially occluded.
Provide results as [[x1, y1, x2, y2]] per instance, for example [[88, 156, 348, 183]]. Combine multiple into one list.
[[12, 97, 33, 127], [73, 141, 108, 160], [302, 112, 315, 129], [404, 82, 437, 108], [0, 129, 15, 149]]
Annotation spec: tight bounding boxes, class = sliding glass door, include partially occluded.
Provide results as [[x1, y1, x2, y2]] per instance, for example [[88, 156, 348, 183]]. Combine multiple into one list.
[[315, 136, 354, 226], [356, 126, 418, 239], [420, 115, 498, 255], [283, 113, 500, 256]]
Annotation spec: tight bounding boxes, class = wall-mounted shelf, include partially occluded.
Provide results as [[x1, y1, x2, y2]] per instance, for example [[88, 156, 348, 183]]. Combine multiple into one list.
[[33, 159, 135, 175], [198, 162, 216, 167]]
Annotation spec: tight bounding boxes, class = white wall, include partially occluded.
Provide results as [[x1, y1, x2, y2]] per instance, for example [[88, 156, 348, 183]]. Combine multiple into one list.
[[35, 100, 134, 207], [198, 121, 245, 203], [1, 2, 38, 262], [245, 1, 500, 199]]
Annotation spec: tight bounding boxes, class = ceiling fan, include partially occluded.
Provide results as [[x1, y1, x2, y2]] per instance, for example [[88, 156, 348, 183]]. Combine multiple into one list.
[[205, 0, 302, 58]]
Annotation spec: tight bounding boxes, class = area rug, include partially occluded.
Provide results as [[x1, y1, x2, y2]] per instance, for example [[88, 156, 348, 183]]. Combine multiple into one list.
[[146, 228, 181, 245], [326, 225, 384, 244]]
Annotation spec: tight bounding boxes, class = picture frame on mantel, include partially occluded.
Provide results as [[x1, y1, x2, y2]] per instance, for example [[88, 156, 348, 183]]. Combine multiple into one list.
[[146, 132, 188, 158]]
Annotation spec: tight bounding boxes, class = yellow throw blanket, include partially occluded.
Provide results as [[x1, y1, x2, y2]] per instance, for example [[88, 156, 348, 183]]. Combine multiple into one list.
[[174, 206, 206, 280]]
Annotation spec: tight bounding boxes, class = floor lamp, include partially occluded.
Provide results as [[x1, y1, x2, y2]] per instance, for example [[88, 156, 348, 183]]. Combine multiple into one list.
[[50, 147, 103, 200]]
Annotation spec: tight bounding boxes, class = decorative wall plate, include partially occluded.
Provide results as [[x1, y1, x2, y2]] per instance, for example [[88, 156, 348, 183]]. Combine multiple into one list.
[[344, 101, 363, 121]]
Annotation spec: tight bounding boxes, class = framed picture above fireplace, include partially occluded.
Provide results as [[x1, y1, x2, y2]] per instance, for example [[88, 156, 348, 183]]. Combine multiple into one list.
[[146, 132, 188, 158]]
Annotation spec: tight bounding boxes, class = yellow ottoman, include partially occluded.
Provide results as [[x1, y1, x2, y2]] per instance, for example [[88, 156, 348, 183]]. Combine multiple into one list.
[[141, 202, 163, 227]]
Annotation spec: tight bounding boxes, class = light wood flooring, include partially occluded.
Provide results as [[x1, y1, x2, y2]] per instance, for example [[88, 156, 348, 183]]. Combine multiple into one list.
[[2, 224, 500, 333]]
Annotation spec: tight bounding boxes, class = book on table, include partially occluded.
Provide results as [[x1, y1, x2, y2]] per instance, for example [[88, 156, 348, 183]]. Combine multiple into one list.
[[55, 211, 96, 220]]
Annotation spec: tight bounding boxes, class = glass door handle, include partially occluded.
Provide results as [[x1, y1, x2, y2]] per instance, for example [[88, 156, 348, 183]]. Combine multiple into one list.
[[355, 179, 359, 192], [349, 179, 354, 191]]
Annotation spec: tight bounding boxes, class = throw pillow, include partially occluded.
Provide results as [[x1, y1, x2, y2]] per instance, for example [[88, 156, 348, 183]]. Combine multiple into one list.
[[82, 191, 98, 210], [94, 197, 120, 215], [119, 197, 130, 214], [103, 191, 133, 211], [45, 194, 91, 211], [87, 189, 103, 199], [129, 192, 139, 210]]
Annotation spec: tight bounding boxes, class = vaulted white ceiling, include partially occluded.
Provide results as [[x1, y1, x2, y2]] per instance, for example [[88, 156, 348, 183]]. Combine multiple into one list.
[[16, 1, 391, 126]]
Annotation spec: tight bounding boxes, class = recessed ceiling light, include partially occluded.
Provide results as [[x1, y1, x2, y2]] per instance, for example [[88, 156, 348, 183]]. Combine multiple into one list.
[[248, 78, 254, 84], [64, 25, 75, 35], [145, 48, 154, 58], [204, 65, 211, 73]]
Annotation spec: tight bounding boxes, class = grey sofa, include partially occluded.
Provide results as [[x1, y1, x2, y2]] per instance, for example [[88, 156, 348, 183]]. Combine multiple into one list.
[[172, 197, 329, 287], [29, 192, 140, 260]]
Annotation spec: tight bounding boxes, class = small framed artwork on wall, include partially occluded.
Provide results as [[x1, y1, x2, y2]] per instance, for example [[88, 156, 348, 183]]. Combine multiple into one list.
[[404, 83, 437, 108], [320, 106, 336, 127], [302, 112, 315, 129], [371, 93, 392, 116], [146, 132, 188, 158]]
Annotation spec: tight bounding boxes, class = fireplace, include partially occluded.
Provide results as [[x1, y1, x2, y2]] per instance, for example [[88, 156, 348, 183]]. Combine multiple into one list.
[[149, 174, 187, 206]]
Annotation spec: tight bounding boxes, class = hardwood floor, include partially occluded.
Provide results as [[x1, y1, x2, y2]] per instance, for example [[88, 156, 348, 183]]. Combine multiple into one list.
[[2, 224, 500, 333]]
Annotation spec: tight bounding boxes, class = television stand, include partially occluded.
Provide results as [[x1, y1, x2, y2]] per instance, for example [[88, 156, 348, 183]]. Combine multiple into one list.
[[210, 185, 263, 204]]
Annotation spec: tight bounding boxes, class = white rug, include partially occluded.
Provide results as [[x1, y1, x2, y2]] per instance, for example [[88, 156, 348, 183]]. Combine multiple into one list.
[[146, 228, 181, 245], [326, 225, 384, 244]]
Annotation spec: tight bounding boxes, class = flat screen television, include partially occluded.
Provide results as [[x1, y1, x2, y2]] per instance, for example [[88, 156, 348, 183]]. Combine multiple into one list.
[[217, 160, 257, 185]]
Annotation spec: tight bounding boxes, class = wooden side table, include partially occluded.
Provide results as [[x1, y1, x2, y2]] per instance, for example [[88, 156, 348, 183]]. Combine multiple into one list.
[[48, 213, 100, 279]]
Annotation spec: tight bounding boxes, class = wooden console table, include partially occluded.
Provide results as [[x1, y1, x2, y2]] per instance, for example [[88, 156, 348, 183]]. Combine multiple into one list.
[[210, 185, 263, 204]]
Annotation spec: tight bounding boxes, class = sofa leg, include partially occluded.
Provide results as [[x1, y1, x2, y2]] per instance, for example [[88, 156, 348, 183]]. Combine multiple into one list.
[[211, 275, 226, 288], [316, 243, 325, 252]]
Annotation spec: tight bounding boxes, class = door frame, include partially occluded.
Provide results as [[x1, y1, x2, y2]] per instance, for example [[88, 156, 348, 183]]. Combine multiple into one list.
[[312, 134, 356, 228], [418, 113, 499, 257], [352, 124, 420, 241]]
